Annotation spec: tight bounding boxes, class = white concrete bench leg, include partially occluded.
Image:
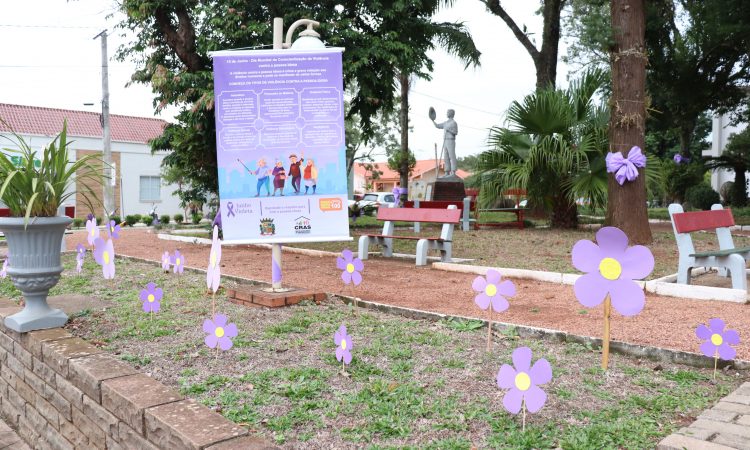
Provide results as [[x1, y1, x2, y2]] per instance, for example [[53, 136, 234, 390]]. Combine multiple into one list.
[[416, 239, 428, 266], [727, 254, 747, 290], [441, 242, 452, 262], [382, 238, 393, 257], [676, 259, 692, 285], [358, 236, 370, 261]]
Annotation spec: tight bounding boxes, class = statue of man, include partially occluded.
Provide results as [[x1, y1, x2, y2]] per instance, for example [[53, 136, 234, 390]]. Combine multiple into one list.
[[431, 109, 458, 177]]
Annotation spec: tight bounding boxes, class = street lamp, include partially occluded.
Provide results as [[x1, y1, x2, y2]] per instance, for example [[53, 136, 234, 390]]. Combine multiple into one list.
[[272, 18, 324, 50]]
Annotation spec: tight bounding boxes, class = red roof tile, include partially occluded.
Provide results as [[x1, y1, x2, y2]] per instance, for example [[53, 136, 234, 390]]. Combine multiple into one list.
[[354, 160, 471, 180], [0, 103, 167, 144]]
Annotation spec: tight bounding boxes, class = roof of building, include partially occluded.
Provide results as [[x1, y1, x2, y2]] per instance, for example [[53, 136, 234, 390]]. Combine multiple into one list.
[[354, 159, 471, 180], [0, 103, 168, 144]]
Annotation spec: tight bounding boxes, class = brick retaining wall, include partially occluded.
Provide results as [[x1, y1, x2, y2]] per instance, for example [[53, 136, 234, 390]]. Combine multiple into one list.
[[0, 307, 270, 449]]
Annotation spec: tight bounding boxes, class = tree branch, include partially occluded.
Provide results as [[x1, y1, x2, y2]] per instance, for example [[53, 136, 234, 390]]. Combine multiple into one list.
[[482, 0, 540, 61], [154, 6, 205, 72]]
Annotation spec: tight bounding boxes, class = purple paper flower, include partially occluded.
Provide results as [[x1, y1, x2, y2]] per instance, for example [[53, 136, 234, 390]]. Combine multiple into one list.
[[203, 314, 238, 351], [0, 259, 7, 279], [85, 218, 99, 246], [696, 318, 740, 360], [606, 146, 647, 185], [76, 256, 83, 274], [572, 227, 654, 316], [93, 238, 115, 279], [86, 213, 94, 221], [336, 249, 363, 286], [76, 244, 86, 259], [108, 220, 121, 239], [497, 347, 552, 414], [140, 282, 163, 313], [171, 250, 185, 274], [472, 269, 516, 312], [334, 324, 353, 365], [673, 153, 690, 164], [206, 226, 222, 293], [161, 251, 171, 271]]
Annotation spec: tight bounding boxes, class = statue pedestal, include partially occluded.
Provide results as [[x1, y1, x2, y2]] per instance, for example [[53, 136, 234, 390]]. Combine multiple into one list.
[[429, 175, 466, 201]]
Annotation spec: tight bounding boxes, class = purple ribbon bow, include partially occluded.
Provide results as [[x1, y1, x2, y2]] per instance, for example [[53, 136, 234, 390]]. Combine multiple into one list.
[[606, 146, 647, 185]]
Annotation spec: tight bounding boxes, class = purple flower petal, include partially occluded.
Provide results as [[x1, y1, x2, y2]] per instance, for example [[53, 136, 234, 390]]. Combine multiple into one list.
[[336, 256, 347, 270], [717, 342, 737, 360], [218, 336, 233, 351], [223, 323, 238, 338], [343, 335, 353, 351], [512, 347, 532, 373], [695, 324, 712, 340], [351, 271, 362, 286], [709, 318, 726, 334], [142, 302, 152, 313], [700, 340, 716, 358], [149, 301, 161, 313], [524, 384, 547, 413], [203, 319, 215, 334], [205, 334, 218, 348], [139, 289, 149, 302], [497, 364, 517, 389], [619, 245, 655, 280], [724, 329, 740, 345], [502, 388, 524, 414], [353, 258, 364, 272], [497, 279, 516, 298], [214, 314, 228, 327], [342, 349, 352, 364], [335, 347, 344, 361], [529, 358, 552, 385], [486, 269, 501, 285], [341, 271, 352, 285], [472, 276, 487, 293], [609, 278, 645, 316], [334, 330, 343, 346], [490, 295, 509, 313], [474, 293, 491, 310], [342, 249, 353, 263], [596, 227, 629, 256], [572, 239, 601, 273], [573, 273, 608, 308]]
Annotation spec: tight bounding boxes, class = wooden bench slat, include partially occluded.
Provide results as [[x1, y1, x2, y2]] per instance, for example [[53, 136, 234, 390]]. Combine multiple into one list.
[[377, 207, 461, 224], [690, 246, 750, 258], [672, 209, 735, 233]]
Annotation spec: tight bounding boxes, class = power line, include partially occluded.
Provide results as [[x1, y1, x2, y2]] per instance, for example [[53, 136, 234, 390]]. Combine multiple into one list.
[[0, 24, 100, 29], [411, 89, 501, 116]]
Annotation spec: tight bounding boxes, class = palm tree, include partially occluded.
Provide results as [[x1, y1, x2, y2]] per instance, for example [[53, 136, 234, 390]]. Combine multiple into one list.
[[705, 128, 750, 207], [476, 70, 609, 228]]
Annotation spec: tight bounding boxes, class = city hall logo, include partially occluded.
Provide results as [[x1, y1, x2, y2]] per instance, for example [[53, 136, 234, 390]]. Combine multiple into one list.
[[294, 216, 311, 234], [259, 218, 275, 236]]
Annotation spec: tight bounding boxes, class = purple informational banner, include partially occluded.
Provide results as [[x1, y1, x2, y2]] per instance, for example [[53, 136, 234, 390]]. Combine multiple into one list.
[[211, 48, 350, 244]]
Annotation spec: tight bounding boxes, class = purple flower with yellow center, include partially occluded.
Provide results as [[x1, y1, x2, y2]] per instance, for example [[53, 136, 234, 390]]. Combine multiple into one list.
[[161, 251, 171, 271], [571, 226, 654, 316], [696, 318, 740, 360], [108, 220, 121, 239], [334, 324, 353, 365], [497, 347, 552, 415], [0, 259, 7, 279], [93, 238, 115, 279], [472, 269, 516, 312], [76, 244, 86, 259], [139, 282, 163, 313], [206, 226, 222, 293], [203, 314, 238, 351], [171, 250, 185, 274], [85, 218, 99, 246], [336, 249, 363, 286]]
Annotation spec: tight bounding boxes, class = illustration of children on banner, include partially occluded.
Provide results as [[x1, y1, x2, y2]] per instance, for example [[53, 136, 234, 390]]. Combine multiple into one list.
[[304, 159, 318, 194], [288, 152, 304, 194]]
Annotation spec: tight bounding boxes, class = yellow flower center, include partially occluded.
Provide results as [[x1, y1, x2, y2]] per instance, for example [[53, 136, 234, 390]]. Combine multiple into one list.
[[210, 252, 217, 268], [176, 258, 181, 266], [485, 284, 497, 297], [515, 372, 531, 391], [147, 294, 155, 303], [215, 327, 225, 338], [90, 229, 95, 236], [346, 263, 355, 274], [110, 226, 114, 233], [599, 257, 622, 280], [711, 333, 723, 346], [341, 340, 347, 350], [103, 251, 110, 264]]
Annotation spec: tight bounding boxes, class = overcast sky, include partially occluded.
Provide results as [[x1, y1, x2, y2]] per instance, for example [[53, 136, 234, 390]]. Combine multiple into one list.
[[0, 0, 570, 161]]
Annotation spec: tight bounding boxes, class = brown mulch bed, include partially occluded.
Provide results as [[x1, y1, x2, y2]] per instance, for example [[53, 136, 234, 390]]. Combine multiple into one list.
[[66, 228, 750, 360]]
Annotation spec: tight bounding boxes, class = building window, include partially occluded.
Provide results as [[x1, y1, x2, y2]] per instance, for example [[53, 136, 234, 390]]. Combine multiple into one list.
[[140, 176, 161, 202]]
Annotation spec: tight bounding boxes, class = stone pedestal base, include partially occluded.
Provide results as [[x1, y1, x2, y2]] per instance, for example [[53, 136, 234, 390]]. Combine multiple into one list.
[[429, 176, 466, 201], [227, 286, 326, 308]]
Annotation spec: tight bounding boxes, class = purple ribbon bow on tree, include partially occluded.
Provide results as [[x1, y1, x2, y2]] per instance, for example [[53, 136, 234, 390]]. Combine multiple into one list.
[[605, 146, 647, 185]]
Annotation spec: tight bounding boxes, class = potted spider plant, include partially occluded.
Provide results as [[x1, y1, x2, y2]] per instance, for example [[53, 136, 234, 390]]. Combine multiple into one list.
[[0, 120, 101, 332]]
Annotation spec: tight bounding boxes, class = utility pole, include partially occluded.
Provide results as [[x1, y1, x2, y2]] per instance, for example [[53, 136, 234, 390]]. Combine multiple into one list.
[[94, 30, 115, 218]]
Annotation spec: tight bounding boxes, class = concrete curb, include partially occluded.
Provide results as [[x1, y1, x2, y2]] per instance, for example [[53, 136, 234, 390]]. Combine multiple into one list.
[[433, 262, 748, 304]]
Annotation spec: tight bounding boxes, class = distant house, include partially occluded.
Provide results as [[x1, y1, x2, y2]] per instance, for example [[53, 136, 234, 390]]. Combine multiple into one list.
[[352, 159, 470, 194], [0, 103, 184, 219], [706, 113, 748, 197]]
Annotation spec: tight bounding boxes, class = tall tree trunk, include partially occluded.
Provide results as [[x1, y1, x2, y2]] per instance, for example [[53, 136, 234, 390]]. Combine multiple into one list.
[[550, 193, 578, 228], [398, 72, 410, 196], [678, 122, 695, 156], [605, 0, 652, 244], [733, 167, 748, 207]]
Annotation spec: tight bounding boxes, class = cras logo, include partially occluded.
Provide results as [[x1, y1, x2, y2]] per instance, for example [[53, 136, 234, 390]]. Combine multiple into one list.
[[294, 216, 311, 234], [259, 218, 275, 236]]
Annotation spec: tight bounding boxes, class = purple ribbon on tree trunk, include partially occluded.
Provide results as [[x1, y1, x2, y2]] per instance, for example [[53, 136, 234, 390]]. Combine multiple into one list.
[[606, 146, 647, 185]]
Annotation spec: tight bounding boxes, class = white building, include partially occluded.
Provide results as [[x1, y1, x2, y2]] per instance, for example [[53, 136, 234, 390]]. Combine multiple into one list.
[[0, 103, 185, 219], [706, 113, 748, 196]]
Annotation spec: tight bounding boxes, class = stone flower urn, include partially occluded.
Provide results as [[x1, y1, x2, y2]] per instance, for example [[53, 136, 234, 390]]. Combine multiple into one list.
[[0, 216, 71, 332]]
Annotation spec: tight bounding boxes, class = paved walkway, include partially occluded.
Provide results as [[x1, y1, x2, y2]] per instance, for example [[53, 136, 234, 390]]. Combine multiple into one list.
[[658, 382, 750, 449], [0, 417, 29, 450]]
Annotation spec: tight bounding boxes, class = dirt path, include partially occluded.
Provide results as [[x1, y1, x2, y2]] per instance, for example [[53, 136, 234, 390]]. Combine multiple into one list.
[[67, 228, 750, 359]]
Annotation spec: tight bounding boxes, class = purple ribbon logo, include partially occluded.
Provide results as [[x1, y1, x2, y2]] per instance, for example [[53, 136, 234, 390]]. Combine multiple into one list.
[[606, 146, 647, 186], [226, 202, 236, 217]]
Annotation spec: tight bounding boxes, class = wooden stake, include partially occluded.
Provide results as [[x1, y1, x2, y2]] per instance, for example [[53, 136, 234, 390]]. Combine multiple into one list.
[[602, 295, 611, 370], [486, 307, 492, 352], [714, 351, 718, 381], [211, 290, 216, 318], [521, 398, 526, 432]]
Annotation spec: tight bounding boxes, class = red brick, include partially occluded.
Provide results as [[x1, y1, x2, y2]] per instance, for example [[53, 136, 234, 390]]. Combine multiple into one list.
[[251, 295, 286, 308], [144, 399, 247, 449], [234, 290, 252, 301], [68, 353, 138, 403], [225, 289, 237, 299], [102, 373, 182, 435]]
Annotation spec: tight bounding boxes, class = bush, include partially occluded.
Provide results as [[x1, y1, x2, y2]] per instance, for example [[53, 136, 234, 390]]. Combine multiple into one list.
[[96, 217, 102, 226], [142, 216, 154, 226], [133, 214, 142, 223], [124, 215, 138, 226], [109, 215, 121, 225], [160, 214, 170, 224], [72, 218, 83, 228], [663, 162, 705, 203], [191, 213, 203, 224], [685, 183, 721, 210], [173, 214, 184, 224]]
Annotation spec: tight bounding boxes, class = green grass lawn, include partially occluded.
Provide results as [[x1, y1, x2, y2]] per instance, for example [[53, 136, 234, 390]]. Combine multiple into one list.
[[4, 256, 743, 449]]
